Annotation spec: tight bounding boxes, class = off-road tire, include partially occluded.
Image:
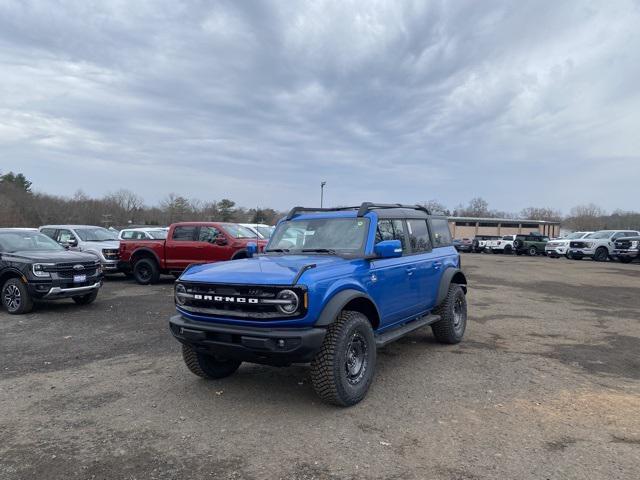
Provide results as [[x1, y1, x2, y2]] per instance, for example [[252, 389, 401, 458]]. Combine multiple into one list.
[[2, 278, 34, 315], [72, 289, 99, 305], [182, 344, 241, 379], [618, 256, 633, 264], [593, 247, 609, 262], [310, 310, 376, 407], [528, 246, 538, 256], [432, 284, 467, 344], [504, 245, 513, 255], [133, 258, 160, 285]]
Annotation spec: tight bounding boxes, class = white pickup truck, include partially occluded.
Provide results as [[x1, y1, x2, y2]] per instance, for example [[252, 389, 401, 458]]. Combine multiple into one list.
[[485, 235, 516, 254]]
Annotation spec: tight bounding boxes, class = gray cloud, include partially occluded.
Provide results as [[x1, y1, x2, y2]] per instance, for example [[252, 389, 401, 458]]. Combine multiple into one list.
[[1, 0, 639, 212]]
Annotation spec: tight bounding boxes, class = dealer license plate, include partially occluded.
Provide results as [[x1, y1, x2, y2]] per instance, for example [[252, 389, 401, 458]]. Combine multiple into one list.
[[73, 274, 87, 283]]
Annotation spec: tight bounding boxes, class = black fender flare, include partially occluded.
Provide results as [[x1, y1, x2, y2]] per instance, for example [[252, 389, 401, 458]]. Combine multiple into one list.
[[131, 247, 161, 266], [0, 267, 27, 286], [435, 268, 468, 307], [231, 249, 248, 260], [314, 289, 380, 328]]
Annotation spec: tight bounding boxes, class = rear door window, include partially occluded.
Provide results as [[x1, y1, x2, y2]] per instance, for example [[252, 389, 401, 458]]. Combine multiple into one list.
[[406, 219, 432, 253], [40, 228, 56, 239], [172, 226, 197, 241], [430, 218, 452, 247]]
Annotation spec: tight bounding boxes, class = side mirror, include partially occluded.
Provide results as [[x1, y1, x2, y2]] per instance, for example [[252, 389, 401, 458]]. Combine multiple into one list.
[[246, 242, 257, 258], [374, 240, 402, 258], [66, 239, 78, 248], [215, 236, 228, 246]]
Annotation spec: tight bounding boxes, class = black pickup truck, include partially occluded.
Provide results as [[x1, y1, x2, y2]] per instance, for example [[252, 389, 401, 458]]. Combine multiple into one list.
[[0, 229, 103, 314]]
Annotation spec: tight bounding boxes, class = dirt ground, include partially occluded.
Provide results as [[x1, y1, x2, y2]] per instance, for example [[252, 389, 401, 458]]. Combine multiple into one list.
[[1, 254, 639, 480]]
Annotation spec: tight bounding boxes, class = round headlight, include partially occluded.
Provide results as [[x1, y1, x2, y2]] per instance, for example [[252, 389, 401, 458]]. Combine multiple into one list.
[[276, 289, 299, 315], [175, 283, 187, 306]]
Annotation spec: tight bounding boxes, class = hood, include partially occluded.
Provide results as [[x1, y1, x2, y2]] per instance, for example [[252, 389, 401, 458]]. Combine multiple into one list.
[[2, 249, 99, 263], [180, 254, 350, 285], [80, 240, 120, 250]]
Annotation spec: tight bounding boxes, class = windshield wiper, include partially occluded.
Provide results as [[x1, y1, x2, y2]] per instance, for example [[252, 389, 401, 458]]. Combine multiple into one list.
[[265, 248, 290, 253], [301, 248, 337, 255]]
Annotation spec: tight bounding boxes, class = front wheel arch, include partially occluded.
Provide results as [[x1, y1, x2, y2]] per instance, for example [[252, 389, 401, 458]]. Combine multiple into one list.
[[315, 289, 380, 330]]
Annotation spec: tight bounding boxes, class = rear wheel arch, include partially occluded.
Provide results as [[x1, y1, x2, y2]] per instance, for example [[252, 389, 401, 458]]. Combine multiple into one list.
[[315, 289, 380, 330], [435, 268, 467, 308], [131, 248, 160, 267]]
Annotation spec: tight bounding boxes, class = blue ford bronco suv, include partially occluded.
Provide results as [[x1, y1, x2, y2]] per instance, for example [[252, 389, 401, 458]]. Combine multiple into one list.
[[169, 203, 468, 406]]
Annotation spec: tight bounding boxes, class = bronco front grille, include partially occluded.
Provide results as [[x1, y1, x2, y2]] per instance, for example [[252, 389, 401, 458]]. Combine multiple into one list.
[[176, 283, 307, 320]]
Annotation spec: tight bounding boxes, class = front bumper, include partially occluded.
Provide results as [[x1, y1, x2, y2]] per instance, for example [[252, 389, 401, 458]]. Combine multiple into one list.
[[169, 314, 326, 366], [100, 259, 120, 272], [613, 249, 640, 258], [28, 278, 102, 299], [568, 248, 595, 257], [545, 245, 568, 255]]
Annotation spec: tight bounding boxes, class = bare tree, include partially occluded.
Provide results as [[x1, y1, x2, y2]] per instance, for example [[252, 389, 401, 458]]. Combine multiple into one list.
[[420, 200, 449, 215], [520, 207, 562, 222]]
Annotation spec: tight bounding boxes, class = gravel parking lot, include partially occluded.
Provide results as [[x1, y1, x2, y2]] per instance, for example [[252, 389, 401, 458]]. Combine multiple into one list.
[[1, 254, 639, 480]]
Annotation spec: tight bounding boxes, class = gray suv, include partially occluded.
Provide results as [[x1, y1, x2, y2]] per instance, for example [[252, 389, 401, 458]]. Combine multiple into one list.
[[39, 225, 121, 273]]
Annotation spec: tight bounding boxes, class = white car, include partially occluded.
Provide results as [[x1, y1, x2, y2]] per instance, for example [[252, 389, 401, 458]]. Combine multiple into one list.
[[239, 223, 275, 239], [485, 235, 516, 254], [545, 231, 592, 258], [119, 227, 168, 240]]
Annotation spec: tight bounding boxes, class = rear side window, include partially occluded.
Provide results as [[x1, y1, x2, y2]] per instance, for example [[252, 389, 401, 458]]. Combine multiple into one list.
[[407, 219, 432, 252], [40, 228, 56, 239], [431, 218, 452, 247], [375, 219, 408, 252], [172, 226, 197, 241]]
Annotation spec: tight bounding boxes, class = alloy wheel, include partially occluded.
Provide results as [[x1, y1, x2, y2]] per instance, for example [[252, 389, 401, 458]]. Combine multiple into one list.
[[3, 284, 21, 312]]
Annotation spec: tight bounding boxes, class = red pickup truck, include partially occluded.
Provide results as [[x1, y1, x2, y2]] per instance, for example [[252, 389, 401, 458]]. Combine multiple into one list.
[[119, 222, 268, 284]]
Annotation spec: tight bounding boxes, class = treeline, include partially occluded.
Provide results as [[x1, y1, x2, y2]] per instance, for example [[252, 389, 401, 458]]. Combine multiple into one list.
[[1, 171, 639, 232], [0, 172, 282, 227]]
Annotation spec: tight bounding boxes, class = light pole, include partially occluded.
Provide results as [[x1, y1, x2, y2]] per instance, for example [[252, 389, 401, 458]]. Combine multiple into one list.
[[320, 181, 327, 208]]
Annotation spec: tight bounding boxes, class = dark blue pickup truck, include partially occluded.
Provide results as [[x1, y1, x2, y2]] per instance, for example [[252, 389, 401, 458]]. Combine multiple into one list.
[[169, 203, 468, 406]]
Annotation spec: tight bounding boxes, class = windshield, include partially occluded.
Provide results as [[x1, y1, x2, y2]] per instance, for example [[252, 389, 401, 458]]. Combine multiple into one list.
[[587, 231, 613, 239], [256, 226, 274, 238], [566, 232, 587, 239], [0, 231, 64, 253], [75, 227, 118, 241], [268, 217, 369, 254], [222, 224, 258, 239], [148, 230, 167, 239]]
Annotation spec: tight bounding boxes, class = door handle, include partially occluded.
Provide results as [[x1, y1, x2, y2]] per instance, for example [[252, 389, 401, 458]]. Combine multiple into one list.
[[406, 266, 416, 276], [433, 261, 442, 270]]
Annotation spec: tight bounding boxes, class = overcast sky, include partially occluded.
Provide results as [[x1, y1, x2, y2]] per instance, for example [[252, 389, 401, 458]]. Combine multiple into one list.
[[1, 1, 639, 213]]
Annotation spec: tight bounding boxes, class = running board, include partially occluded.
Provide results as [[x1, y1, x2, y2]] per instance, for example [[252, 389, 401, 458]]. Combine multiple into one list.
[[375, 314, 440, 348]]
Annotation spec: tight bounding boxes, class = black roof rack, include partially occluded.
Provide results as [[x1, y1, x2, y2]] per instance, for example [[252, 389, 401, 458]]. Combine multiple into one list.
[[285, 202, 431, 220]]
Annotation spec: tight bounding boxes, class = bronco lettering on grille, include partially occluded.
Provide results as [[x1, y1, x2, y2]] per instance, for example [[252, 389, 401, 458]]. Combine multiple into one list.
[[193, 294, 259, 304]]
